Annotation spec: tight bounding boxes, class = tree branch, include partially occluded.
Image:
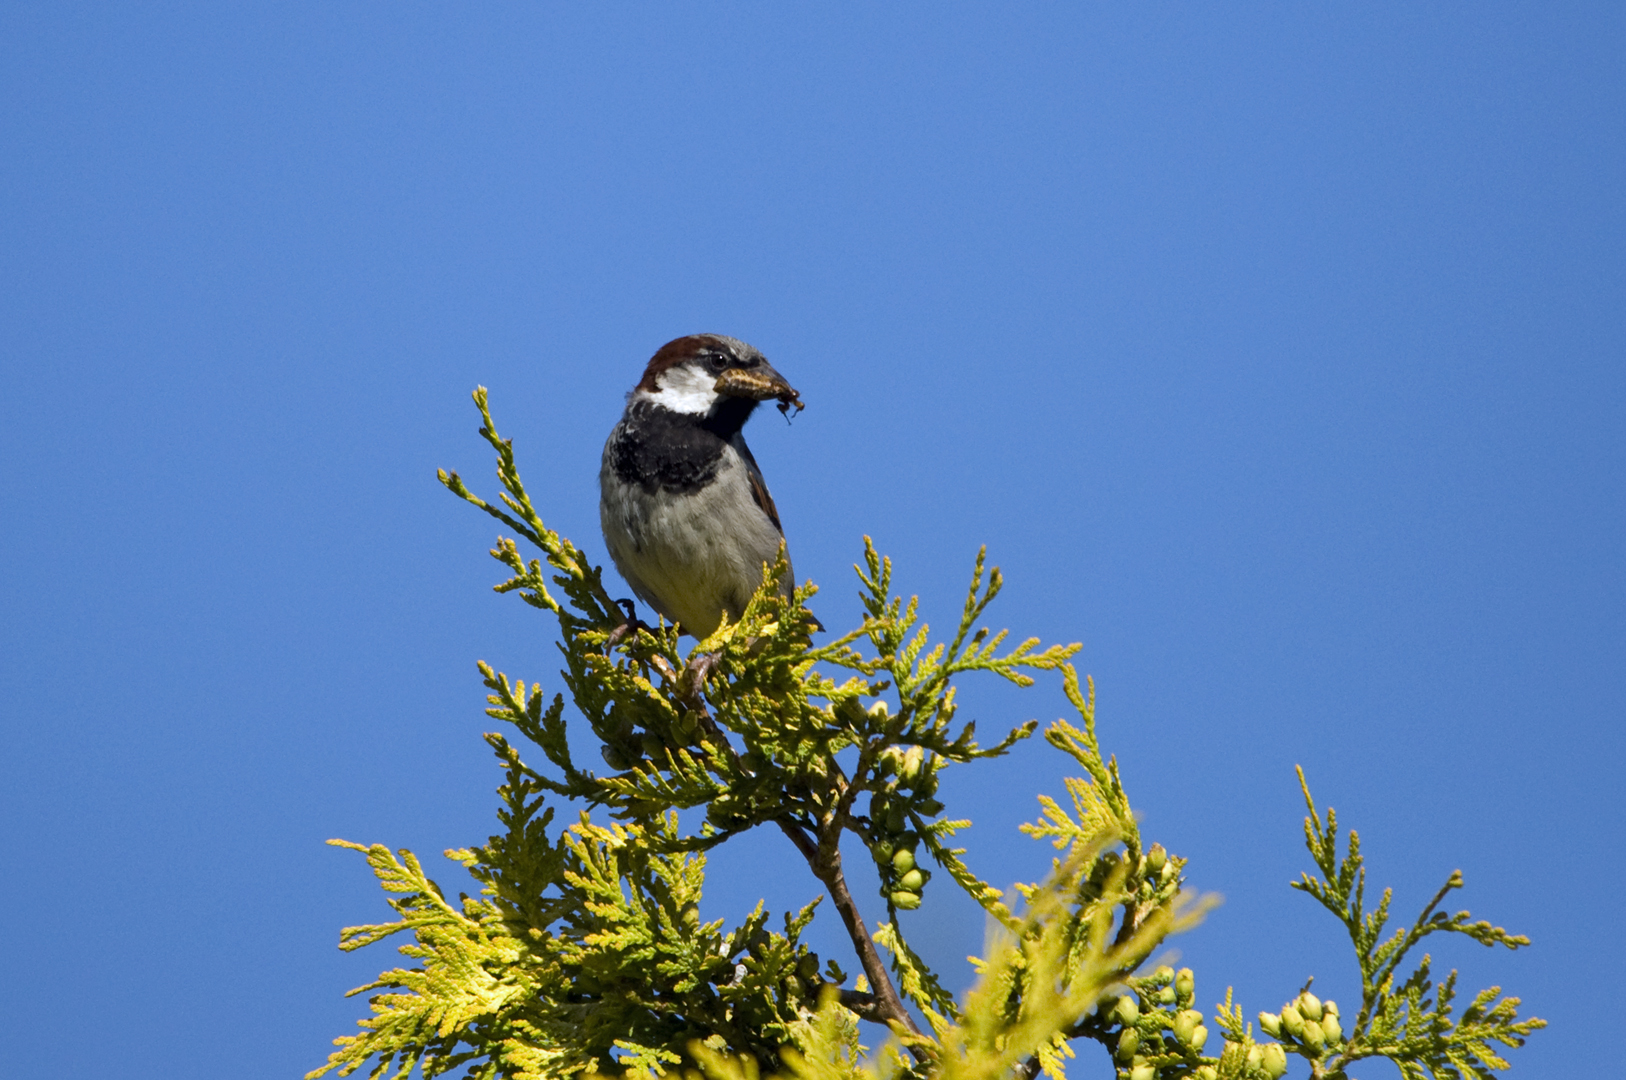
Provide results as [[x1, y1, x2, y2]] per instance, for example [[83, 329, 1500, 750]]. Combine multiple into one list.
[[669, 659, 925, 1051], [837, 989, 885, 1022], [806, 826, 925, 1045]]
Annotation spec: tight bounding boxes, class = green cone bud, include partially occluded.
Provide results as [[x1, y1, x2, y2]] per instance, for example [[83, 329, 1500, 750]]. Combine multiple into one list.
[[891, 847, 916, 873], [1171, 1010, 1200, 1044], [886, 806, 908, 832], [1145, 844, 1167, 873], [601, 745, 634, 771], [1116, 1029, 1140, 1061], [1301, 1019, 1325, 1052], [1176, 967, 1195, 1000], [1279, 1005, 1304, 1037], [889, 890, 921, 910], [1322, 1013, 1343, 1044], [1245, 1045, 1263, 1069], [918, 798, 945, 816], [897, 868, 925, 891], [1156, 987, 1176, 1005], [901, 746, 924, 781], [1152, 965, 1175, 983], [1129, 1065, 1154, 1080], [681, 904, 701, 932], [1298, 992, 1323, 1022], [1322, 999, 1339, 1019], [1190, 1025, 1208, 1049], [1259, 1012, 1281, 1036], [872, 838, 895, 865], [1113, 995, 1140, 1024], [868, 700, 889, 718], [1260, 1043, 1288, 1078], [641, 734, 663, 759], [1195, 1067, 1218, 1080]]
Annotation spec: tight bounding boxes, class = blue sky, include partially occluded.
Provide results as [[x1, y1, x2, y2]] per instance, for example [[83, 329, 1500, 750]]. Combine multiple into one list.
[[1, 4, 1620, 1077]]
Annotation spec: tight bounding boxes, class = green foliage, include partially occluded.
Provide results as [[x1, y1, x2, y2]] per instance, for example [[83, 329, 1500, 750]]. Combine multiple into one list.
[[1233, 769, 1546, 1080], [312, 389, 1542, 1080]]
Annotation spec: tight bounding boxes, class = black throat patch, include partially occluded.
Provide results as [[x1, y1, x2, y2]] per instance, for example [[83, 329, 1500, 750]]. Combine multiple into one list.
[[609, 397, 758, 494]]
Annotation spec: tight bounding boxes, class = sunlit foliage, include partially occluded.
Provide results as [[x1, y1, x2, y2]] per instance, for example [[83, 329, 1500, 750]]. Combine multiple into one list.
[[312, 390, 1541, 1080]]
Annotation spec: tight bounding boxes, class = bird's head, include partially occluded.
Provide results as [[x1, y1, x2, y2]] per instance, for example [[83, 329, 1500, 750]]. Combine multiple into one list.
[[633, 334, 803, 422]]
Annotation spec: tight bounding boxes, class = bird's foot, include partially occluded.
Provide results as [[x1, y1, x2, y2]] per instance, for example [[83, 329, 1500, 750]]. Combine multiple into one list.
[[682, 651, 720, 699], [605, 599, 652, 652]]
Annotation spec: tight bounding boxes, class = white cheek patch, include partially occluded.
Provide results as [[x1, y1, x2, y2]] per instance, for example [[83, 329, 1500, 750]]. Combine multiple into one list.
[[644, 365, 719, 415]]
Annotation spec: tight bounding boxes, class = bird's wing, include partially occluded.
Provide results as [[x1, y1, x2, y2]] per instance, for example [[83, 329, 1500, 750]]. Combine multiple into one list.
[[731, 434, 783, 534]]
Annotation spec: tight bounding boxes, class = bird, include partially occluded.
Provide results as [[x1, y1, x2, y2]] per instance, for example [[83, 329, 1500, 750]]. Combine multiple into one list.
[[599, 333, 807, 640]]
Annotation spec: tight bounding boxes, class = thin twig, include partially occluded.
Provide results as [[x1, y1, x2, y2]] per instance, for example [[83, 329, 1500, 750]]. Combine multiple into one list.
[[811, 839, 926, 1046]]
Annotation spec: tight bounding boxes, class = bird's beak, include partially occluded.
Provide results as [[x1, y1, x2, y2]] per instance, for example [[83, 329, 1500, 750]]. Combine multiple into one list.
[[714, 363, 804, 412]]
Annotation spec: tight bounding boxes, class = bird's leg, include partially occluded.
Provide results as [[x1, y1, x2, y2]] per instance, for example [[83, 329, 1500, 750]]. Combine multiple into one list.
[[681, 650, 720, 700], [605, 598, 650, 652]]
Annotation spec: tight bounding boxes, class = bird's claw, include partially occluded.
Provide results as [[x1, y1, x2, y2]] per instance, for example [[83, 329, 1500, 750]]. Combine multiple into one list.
[[682, 651, 719, 697], [605, 599, 651, 652]]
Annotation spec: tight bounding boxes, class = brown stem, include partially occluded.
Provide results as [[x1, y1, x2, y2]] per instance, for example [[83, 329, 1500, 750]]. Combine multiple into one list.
[[642, 643, 925, 1050], [769, 809, 923, 1045], [808, 832, 925, 1045], [1114, 896, 1153, 949], [837, 989, 884, 1021], [775, 816, 819, 864]]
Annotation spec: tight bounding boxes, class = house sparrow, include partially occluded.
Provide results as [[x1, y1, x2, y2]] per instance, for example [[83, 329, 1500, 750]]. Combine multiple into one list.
[[600, 334, 807, 640]]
